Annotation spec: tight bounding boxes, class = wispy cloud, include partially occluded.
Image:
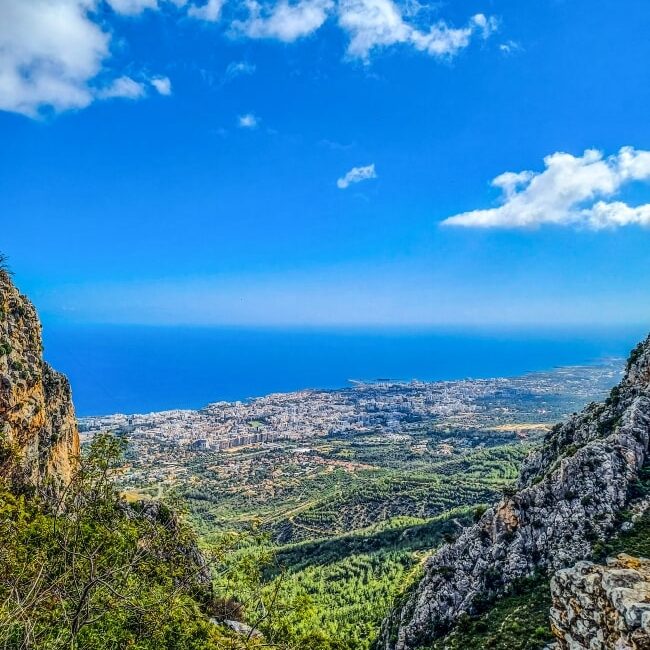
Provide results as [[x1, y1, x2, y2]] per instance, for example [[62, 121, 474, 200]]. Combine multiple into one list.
[[320, 138, 355, 151], [224, 61, 257, 82], [338, 0, 497, 61], [238, 112, 259, 128], [105, 0, 160, 15], [97, 76, 148, 100], [229, 0, 496, 58], [150, 76, 173, 95], [233, 0, 334, 41], [499, 39, 521, 55], [442, 147, 650, 230], [98, 75, 172, 100], [337, 163, 377, 189], [187, 0, 224, 22]]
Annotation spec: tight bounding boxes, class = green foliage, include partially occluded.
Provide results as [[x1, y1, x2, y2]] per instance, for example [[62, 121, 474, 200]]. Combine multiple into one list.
[[0, 432, 20, 466], [273, 507, 475, 572], [0, 434, 260, 650], [604, 510, 650, 560], [606, 385, 621, 407], [10, 359, 23, 372], [473, 504, 488, 522], [208, 508, 478, 650], [626, 341, 646, 371], [427, 578, 553, 650], [216, 536, 416, 650], [181, 444, 525, 545], [600, 463, 650, 560], [176, 443, 529, 650], [0, 253, 12, 278], [627, 463, 650, 501]]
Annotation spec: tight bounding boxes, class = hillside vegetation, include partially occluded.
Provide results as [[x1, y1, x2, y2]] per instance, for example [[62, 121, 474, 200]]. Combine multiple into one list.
[[193, 445, 535, 650], [2, 270, 635, 650], [0, 435, 236, 649]]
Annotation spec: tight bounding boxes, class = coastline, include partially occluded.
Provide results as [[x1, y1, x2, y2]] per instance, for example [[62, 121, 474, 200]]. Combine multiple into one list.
[[43, 323, 645, 417]]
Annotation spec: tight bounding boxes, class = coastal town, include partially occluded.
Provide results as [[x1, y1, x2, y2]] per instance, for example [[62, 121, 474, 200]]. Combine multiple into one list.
[[80, 360, 623, 496]]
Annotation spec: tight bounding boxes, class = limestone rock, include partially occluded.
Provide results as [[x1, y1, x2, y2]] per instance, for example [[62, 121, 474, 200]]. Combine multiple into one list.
[[550, 554, 650, 649], [379, 336, 650, 650], [0, 271, 79, 493], [218, 619, 263, 639]]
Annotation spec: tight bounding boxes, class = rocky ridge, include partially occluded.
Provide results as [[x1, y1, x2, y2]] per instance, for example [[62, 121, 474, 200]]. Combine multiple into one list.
[[0, 270, 79, 492], [379, 336, 650, 650], [550, 554, 650, 649]]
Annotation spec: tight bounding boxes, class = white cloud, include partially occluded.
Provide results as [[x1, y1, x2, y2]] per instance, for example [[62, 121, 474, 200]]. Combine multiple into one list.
[[150, 75, 172, 95], [98, 75, 147, 99], [338, 0, 496, 61], [238, 112, 259, 128], [499, 39, 520, 55], [187, 0, 224, 22], [0, 0, 109, 116], [105, 0, 159, 14], [224, 60, 256, 81], [442, 146, 650, 230], [1, 0, 497, 118], [98, 75, 172, 99], [233, 0, 334, 41], [0, 0, 172, 118], [337, 163, 377, 189], [210, 0, 497, 59]]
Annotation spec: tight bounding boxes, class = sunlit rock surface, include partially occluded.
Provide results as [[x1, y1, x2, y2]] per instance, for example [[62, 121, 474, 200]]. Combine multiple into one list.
[[0, 272, 79, 492], [550, 554, 650, 649], [380, 337, 650, 649]]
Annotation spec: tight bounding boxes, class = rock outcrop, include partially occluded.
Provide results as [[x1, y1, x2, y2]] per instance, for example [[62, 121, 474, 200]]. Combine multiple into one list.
[[127, 500, 213, 588], [379, 337, 650, 650], [0, 270, 79, 493], [550, 554, 650, 649]]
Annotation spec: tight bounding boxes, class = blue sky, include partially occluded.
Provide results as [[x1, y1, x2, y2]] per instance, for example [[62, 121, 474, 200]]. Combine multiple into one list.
[[3, 0, 650, 326]]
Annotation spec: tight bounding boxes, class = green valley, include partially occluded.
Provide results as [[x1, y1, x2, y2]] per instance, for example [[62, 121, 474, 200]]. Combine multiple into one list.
[[95, 362, 623, 649]]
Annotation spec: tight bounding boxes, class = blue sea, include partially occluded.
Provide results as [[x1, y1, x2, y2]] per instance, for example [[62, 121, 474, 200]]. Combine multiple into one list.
[[41, 324, 648, 417]]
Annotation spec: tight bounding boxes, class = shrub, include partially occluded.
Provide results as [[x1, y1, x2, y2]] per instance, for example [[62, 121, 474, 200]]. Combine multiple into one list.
[[0, 434, 228, 649]]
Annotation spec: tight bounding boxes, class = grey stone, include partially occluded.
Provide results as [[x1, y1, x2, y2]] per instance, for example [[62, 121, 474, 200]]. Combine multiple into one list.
[[550, 555, 650, 650], [379, 336, 650, 650]]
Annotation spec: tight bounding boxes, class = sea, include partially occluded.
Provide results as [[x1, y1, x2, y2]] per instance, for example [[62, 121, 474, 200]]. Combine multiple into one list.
[[41, 324, 648, 417]]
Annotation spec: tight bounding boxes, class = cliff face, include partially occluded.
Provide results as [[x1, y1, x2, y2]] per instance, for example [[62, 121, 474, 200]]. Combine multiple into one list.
[[0, 272, 79, 492], [380, 336, 650, 650], [550, 554, 650, 649]]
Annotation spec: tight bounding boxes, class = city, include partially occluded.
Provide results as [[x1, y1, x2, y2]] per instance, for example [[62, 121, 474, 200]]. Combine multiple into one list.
[[79, 361, 623, 503]]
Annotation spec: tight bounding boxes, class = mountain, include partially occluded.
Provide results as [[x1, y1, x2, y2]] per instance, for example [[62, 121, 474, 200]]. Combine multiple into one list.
[[0, 271, 250, 649], [379, 337, 650, 649], [0, 270, 79, 493]]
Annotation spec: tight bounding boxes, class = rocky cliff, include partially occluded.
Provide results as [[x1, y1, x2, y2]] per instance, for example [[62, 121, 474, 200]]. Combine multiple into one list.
[[379, 336, 650, 650], [550, 554, 650, 649], [0, 270, 79, 492]]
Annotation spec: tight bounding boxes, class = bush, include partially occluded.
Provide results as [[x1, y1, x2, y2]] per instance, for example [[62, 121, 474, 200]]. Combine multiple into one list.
[[0, 254, 11, 278], [429, 577, 553, 650], [0, 434, 234, 649]]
